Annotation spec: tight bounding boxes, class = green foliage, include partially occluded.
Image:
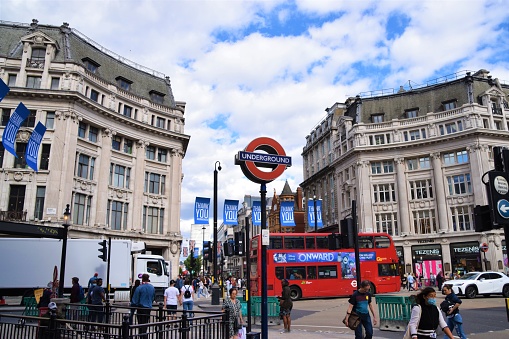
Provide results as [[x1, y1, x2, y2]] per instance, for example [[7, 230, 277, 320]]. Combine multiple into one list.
[[184, 250, 202, 278]]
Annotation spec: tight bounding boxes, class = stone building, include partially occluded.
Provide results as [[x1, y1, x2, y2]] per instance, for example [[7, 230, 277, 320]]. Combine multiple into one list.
[[0, 20, 189, 276], [302, 69, 508, 277]]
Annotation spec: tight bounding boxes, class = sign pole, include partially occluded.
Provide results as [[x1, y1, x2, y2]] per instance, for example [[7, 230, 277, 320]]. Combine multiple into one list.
[[260, 183, 268, 339]]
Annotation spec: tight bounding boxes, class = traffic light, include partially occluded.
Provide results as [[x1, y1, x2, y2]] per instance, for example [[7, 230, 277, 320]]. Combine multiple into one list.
[[340, 218, 354, 248], [223, 241, 234, 256], [474, 205, 493, 232], [98, 240, 107, 262], [203, 241, 210, 261], [234, 232, 244, 256], [190, 250, 196, 276], [328, 233, 343, 250]]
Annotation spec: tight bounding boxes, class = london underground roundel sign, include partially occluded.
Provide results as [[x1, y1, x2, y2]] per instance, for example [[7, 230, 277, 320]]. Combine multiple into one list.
[[235, 137, 292, 184]]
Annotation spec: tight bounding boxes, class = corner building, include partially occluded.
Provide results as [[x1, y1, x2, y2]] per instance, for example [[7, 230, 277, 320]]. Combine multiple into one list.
[[302, 69, 508, 278], [0, 20, 189, 275]]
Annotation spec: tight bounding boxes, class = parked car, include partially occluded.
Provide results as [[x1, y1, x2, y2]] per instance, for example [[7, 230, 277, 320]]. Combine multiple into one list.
[[446, 271, 509, 299]]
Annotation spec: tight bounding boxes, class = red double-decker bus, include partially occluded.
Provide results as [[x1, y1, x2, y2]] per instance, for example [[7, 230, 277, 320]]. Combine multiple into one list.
[[249, 232, 400, 300]]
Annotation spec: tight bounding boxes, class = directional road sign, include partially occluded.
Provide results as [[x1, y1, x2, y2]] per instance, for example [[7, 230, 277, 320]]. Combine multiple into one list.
[[497, 199, 509, 219]]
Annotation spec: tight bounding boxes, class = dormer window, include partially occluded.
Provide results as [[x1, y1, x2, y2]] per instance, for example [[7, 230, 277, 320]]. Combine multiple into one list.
[[371, 114, 384, 123], [149, 90, 165, 104], [82, 58, 100, 74], [405, 108, 419, 118], [116, 76, 132, 91], [442, 100, 457, 111], [28, 48, 46, 68]]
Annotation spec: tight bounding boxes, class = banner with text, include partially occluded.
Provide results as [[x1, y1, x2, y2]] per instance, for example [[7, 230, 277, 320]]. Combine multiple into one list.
[[223, 199, 239, 225], [252, 200, 261, 226], [307, 199, 323, 228], [280, 201, 295, 227], [194, 197, 210, 224], [25, 122, 47, 172], [0, 78, 9, 102], [2, 102, 30, 157]]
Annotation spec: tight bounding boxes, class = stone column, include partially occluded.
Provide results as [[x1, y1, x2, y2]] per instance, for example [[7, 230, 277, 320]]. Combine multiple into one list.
[[395, 157, 411, 235], [431, 152, 448, 232], [167, 149, 184, 234], [94, 129, 113, 226], [356, 160, 372, 231], [131, 140, 149, 231]]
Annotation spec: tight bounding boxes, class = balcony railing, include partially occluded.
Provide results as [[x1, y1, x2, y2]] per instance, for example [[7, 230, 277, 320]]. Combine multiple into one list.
[[0, 210, 27, 221]]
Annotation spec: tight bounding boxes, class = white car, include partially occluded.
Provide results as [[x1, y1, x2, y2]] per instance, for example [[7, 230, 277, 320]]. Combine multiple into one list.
[[446, 271, 509, 299]]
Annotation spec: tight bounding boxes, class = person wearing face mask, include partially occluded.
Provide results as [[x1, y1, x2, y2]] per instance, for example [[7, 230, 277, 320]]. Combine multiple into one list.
[[407, 287, 454, 339]]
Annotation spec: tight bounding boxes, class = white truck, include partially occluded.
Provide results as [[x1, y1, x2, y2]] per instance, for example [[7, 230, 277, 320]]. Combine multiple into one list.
[[0, 238, 169, 301]]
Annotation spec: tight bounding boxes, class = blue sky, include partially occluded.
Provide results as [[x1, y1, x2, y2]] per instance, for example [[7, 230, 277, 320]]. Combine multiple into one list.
[[3, 0, 509, 242]]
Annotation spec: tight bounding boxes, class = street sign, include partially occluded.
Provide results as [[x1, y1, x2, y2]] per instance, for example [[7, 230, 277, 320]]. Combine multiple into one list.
[[351, 280, 357, 288], [480, 242, 489, 253], [497, 199, 509, 219], [487, 171, 509, 226]]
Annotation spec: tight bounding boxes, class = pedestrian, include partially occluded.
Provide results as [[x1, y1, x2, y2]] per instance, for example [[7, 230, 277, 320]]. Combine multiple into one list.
[[88, 272, 99, 291], [278, 278, 293, 334], [69, 277, 84, 322], [175, 275, 184, 290], [197, 279, 206, 298], [345, 280, 377, 339], [164, 279, 180, 321], [226, 276, 232, 297], [129, 279, 140, 325], [132, 273, 155, 336], [436, 271, 444, 289], [429, 273, 436, 287], [88, 278, 105, 328], [408, 273, 415, 291], [406, 287, 454, 339], [38, 282, 53, 308], [222, 287, 243, 339], [38, 302, 64, 339], [180, 277, 194, 319], [441, 284, 467, 339]]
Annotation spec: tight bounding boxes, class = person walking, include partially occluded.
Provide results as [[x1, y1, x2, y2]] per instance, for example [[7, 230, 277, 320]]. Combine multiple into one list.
[[88, 273, 99, 291], [180, 277, 194, 319], [132, 273, 155, 336], [408, 273, 416, 291], [430, 273, 436, 287], [175, 275, 184, 290], [197, 279, 206, 298], [407, 287, 454, 339], [88, 278, 105, 328], [164, 280, 180, 321], [345, 280, 377, 339], [222, 287, 243, 339], [441, 284, 467, 339], [69, 277, 84, 322], [436, 271, 444, 289], [129, 279, 140, 325], [278, 279, 293, 333]]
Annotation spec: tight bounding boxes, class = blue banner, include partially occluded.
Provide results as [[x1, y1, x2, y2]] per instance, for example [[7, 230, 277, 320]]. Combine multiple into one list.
[[252, 201, 261, 226], [272, 251, 376, 264], [280, 201, 295, 227], [194, 197, 210, 224], [2, 102, 30, 157], [307, 199, 323, 228], [0, 78, 9, 102], [25, 122, 47, 172], [223, 199, 239, 225]]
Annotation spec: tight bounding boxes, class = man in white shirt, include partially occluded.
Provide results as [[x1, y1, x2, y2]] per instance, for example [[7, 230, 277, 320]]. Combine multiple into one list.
[[163, 280, 180, 321]]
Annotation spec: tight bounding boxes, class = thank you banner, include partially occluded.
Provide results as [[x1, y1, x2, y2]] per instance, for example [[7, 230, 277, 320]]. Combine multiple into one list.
[[194, 197, 210, 224], [307, 199, 323, 228], [252, 200, 261, 226], [2, 102, 30, 157], [280, 201, 295, 227], [25, 122, 47, 172], [223, 199, 239, 225], [0, 78, 9, 102]]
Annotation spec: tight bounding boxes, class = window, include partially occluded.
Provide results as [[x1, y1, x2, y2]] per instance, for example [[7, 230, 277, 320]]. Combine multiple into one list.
[[286, 266, 306, 279], [409, 179, 433, 200], [305, 236, 316, 249], [149, 90, 165, 104], [369, 134, 391, 145], [50, 77, 60, 90], [316, 236, 329, 249], [156, 117, 165, 129], [112, 136, 121, 151], [2, 108, 11, 126], [123, 105, 132, 118], [157, 148, 167, 163], [21, 110, 36, 128], [40, 144, 51, 170], [8, 185, 26, 214], [375, 214, 398, 236], [447, 174, 472, 195], [75, 153, 95, 180], [14, 142, 27, 168], [124, 138, 133, 154], [29, 48, 45, 68], [73, 193, 92, 225], [443, 100, 457, 111], [283, 237, 305, 249], [405, 109, 418, 118], [373, 183, 396, 203], [371, 114, 384, 123], [78, 122, 86, 138], [110, 164, 131, 189], [107, 200, 128, 230], [443, 150, 468, 165], [407, 156, 430, 170], [404, 129, 426, 141], [146, 146, 155, 160], [419, 157, 431, 169], [88, 126, 98, 143], [451, 206, 473, 231], [0, 144, 4, 168], [144, 172, 165, 194], [378, 263, 398, 277], [371, 161, 393, 174], [269, 236, 283, 249], [90, 89, 99, 102], [78, 122, 98, 143], [116, 77, 132, 91], [318, 266, 337, 279], [34, 186, 46, 220], [26, 76, 42, 89], [143, 206, 164, 234], [82, 58, 100, 73], [45, 112, 55, 129], [8, 74, 17, 87], [413, 209, 437, 234], [439, 121, 463, 135]]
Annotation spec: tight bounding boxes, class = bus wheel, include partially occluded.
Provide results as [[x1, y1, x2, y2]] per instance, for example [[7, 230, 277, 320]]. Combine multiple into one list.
[[289, 286, 301, 301], [369, 282, 376, 295]]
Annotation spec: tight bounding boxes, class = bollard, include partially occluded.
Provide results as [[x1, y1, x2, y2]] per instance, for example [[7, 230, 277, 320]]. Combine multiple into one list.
[[121, 315, 130, 339], [211, 283, 220, 305], [157, 302, 164, 339]]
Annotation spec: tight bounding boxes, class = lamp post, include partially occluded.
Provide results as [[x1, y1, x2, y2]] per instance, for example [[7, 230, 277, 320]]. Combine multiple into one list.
[[211, 161, 221, 305], [202, 225, 206, 276], [58, 204, 71, 298], [313, 194, 318, 232]]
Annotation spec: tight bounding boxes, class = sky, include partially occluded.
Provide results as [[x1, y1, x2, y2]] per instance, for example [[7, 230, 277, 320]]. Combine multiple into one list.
[[3, 0, 509, 242]]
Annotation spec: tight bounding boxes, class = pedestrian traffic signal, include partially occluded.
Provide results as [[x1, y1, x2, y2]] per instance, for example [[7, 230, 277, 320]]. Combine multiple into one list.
[[98, 240, 107, 262], [223, 241, 234, 256], [234, 232, 244, 256], [203, 241, 210, 261]]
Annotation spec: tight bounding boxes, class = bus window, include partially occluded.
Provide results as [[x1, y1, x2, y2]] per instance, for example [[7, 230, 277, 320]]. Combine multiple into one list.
[[318, 266, 338, 279], [359, 236, 374, 249], [316, 236, 329, 249], [275, 267, 285, 280], [270, 236, 283, 249], [286, 267, 305, 280], [305, 236, 316, 249], [378, 263, 398, 276], [374, 236, 391, 248], [284, 237, 305, 249], [307, 266, 317, 279]]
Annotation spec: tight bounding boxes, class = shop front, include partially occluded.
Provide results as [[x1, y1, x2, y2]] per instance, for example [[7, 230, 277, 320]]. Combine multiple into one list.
[[449, 241, 481, 276], [411, 244, 443, 286]]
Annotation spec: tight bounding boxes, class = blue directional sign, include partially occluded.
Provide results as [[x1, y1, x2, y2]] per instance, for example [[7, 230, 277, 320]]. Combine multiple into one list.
[[497, 199, 509, 219]]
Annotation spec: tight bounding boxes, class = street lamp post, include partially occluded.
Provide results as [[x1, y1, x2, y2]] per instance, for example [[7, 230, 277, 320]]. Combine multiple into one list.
[[58, 204, 71, 298], [202, 225, 206, 276], [211, 161, 221, 305], [313, 194, 318, 232]]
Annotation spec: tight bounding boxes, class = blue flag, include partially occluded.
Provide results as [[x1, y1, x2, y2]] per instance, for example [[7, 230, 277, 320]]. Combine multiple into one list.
[[0, 78, 9, 102], [2, 102, 30, 157], [223, 199, 239, 225], [194, 197, 210, 224], [307, 199, 323, 228], [252, 201, 261, 226], [280, 201, 296, 227], [25, 122, 47, 172]]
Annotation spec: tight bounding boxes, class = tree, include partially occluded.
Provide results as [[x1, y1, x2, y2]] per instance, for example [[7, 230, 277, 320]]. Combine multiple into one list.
[[184, 250, 202, 278]]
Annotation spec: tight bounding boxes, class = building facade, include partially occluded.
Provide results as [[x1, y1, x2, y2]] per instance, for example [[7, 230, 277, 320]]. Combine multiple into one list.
[[302, 69, 508, 277], [0, 20, 189, 277]]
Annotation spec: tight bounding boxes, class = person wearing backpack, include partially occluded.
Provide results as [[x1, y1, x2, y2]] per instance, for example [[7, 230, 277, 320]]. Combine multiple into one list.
[[180, 277, 194, 319], [69, 277, 83, 322]]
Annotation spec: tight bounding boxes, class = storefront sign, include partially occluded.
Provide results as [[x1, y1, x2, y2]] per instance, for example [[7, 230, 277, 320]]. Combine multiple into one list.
[[452, 246, 479, 254], [417, 239, 435, 243], [414, 248, 440, 256]]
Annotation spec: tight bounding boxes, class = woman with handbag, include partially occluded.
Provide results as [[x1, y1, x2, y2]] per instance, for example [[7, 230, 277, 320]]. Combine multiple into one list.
[[406, 287, 454, 339], [222, 287, 243, 339], [278, 278, 293, 333]]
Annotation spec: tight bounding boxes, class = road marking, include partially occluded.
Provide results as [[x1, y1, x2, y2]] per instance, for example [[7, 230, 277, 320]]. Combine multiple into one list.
[[292, 325, 349, 329]]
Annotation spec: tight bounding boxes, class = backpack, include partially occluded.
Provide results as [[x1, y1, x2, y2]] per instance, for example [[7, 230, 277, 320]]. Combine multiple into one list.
[[184, 286, 191, 299], [78, 285, 85, 301]]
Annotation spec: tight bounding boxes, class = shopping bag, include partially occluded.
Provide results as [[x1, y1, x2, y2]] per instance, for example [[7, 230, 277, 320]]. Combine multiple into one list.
[[342, 311, 361, 330], [238, 326, 246, 339]]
